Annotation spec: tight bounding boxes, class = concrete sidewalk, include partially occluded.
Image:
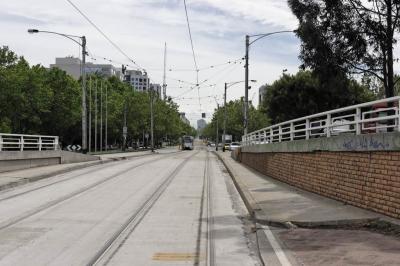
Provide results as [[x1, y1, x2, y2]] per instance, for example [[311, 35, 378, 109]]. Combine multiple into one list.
[[215, 151, 399, 227], [0, 150, 159, 192]]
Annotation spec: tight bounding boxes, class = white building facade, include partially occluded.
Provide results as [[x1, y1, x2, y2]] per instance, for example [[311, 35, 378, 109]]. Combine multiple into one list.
[[50, 57, 123, 80], [124, 70, 150, 92]]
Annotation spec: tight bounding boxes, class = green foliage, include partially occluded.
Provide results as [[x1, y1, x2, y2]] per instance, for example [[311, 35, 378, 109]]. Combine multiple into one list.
[[202, 99, 268, 142], [262, 71, 376, 124], [288, 0, 400, 98], [0, 46, 196, 149]]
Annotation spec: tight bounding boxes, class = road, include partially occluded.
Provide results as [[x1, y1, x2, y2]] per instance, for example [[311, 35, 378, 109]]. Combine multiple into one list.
[[0, 148, 260, 266]]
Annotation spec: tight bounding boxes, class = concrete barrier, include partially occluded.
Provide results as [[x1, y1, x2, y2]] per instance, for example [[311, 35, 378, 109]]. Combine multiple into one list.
[[0, 151, 99, 173]]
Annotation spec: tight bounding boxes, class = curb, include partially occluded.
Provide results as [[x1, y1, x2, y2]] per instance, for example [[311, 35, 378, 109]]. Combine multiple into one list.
[[0, 150, 182, 192], [0, 160, 107, 192], [213, 151, 261, 217], [214, 152, 394, 229]]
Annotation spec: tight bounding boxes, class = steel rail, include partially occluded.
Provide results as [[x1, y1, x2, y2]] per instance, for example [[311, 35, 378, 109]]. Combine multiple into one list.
[[88, 150, 199, 266], [205, 151, 215, 266], [0, 151, 186, 231], [0, 151, 181, 202]]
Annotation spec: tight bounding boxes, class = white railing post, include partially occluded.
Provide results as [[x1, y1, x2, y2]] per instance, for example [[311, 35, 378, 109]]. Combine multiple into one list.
[[356, 108, 361, 135], [290, 122, 294, 141], [55, 136, 59, 150], [0, 135, 2, 151], [326, 114, 331, 138], [270, 128, 274, 142], [20, 136, 24, 151], [305, 119, 310, 140], [39, 137, 42, 151], [263, 130, 267, 144], [398, 99, 400, 132], [278, 126, 282, 142]]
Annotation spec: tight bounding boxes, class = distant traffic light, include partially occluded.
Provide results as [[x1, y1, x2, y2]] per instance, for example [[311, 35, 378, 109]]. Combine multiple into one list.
[[202, 113, 206, 118]]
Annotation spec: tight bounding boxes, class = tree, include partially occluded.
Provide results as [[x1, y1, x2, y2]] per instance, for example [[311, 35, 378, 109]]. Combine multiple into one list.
[[288, 0, 400, 98], [202, 99, 268, 141], [0, 46, 196, 150], [262, 71, 376, 124]]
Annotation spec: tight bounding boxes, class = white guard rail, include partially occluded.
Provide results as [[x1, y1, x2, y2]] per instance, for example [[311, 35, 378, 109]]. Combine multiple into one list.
[[242, 96, 400, 146], [0, 133, 59, 151]]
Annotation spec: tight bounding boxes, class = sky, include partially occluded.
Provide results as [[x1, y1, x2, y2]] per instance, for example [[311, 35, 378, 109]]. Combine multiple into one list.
[[0, 0, 300, 126]]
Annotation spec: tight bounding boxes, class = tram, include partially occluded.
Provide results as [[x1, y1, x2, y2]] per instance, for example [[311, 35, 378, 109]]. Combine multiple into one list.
[[181, 135, 194, 150]]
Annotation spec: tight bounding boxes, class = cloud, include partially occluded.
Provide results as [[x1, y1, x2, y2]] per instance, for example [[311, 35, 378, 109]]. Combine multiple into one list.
[[0, 0, 301, 125]]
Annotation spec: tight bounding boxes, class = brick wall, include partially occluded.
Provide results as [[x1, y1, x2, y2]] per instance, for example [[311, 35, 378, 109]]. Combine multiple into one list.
[[240, 151, 400, 219]]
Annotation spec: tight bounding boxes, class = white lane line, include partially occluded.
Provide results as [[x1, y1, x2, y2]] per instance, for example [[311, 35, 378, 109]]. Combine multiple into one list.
[[262, 225, 292, 266]]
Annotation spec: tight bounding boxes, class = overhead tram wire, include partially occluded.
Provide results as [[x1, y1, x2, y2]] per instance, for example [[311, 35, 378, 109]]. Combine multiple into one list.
[[65, 0, 144, 71], [183, 0, 203, 113]]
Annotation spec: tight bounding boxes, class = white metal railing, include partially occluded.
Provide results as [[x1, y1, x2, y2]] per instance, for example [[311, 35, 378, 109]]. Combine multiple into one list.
[[0, 133, 59, 151], [242, 96, 400, 146]]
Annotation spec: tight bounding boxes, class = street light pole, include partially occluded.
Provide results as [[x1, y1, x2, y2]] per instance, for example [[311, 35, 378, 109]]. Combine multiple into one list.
[[223, 83, 227, 151], [216, 103, 219, 151], [28, 29, 88, 153], [244, 35, 250, 136], [81, 36, 87, 153], [150, 90, 154, 152], [243, 30, 294, 136]]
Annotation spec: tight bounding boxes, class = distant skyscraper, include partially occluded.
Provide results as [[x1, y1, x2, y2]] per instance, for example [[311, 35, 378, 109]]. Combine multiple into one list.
[[197, 119, 207, 131]]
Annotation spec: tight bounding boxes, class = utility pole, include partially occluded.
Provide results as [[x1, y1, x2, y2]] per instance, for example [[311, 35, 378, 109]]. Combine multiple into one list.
[[222, 83, 227, 152], [163, 42, 167, 100], [122, 65, 127, 152], [105, 84, 108, 152], [94, 79, 97, 153], [244, 35, 249, 136], [81, 36, 88, 153], [123, 102, 127, 152], [100, 80, 103, 152], [150, 83, 155, 152], [216, 104, 219, 151], [88, 76, 92, 153]]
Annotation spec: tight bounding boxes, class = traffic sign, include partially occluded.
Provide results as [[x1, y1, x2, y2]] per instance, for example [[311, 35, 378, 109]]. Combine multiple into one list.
[[67, 145, 82, 152]]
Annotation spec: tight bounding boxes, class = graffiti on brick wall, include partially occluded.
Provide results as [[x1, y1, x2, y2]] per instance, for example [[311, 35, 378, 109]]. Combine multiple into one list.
[[341, 135, 391, 150]]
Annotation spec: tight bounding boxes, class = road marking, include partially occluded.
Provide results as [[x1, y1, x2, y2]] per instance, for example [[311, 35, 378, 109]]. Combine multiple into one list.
[[152, 253, 202, 261], [262, 225, 292, 266]]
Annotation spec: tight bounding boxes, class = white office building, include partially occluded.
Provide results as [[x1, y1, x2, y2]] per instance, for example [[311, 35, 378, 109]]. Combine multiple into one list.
[[50, 57, 123, 80], [124, 70, 150, 92]]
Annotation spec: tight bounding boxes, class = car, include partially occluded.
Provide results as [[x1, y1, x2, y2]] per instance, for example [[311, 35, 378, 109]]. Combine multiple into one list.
[[223, 143, 230, 151], [229, 142, 241, 151]]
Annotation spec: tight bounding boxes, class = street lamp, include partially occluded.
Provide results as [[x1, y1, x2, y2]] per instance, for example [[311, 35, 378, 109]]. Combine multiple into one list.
[[244, 30, 294, 136], [28, 29, 88, 153], [222, 80, 256, 152]]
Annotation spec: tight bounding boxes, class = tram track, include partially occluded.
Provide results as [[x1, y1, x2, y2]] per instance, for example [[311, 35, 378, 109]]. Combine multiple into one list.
[[194, 151, 215, 266], [87, 150, 200, 266], [0, 151, 186, 231], [0, 150, 181, 203]]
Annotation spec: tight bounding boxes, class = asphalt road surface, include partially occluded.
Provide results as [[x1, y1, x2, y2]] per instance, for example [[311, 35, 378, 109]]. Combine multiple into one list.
[[0, 148, 260, 266]]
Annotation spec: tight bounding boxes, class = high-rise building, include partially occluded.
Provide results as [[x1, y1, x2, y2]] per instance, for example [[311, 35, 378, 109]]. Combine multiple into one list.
[[150, 83, 162, 98], [50, 57, 123, 80], [197, 119, 207, 131], [124, 70, 150, 92], [179, 113, 190, 125]]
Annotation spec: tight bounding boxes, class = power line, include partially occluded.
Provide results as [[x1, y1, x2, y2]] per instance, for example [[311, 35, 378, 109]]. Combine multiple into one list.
[[65, 0, 144, 71], [183, 0, 199, 73]]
